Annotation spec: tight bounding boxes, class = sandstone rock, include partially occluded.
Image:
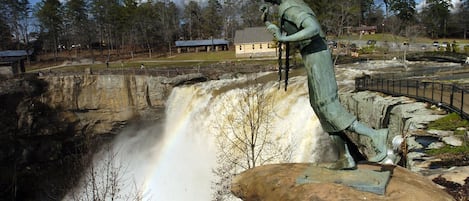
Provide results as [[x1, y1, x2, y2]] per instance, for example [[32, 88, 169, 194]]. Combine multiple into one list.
[[442, 136, 463, 146], [231, 163, 455, 201], [428, 142, 446, 149], [428, 166, 469, 185], [428, 130, 454, 137], [39, 73, 199, 135]]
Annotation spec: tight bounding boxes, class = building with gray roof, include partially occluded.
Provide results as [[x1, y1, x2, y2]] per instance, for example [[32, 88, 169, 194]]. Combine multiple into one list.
[[0, 50, 33, 77], [234, 27, 276, 58], [175, 39, 229, 53]]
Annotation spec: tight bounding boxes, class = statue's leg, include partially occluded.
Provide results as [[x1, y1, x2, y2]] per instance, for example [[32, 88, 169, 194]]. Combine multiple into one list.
[[347, 120, 388, 162], [327, 134, 356, 170]]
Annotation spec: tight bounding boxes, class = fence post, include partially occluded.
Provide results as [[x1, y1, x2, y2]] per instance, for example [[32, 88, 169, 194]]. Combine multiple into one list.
[[431, 81, 435, 101], [399, 79, 402, 94], [381, 78, 384, 92], [441, 83, 444, 104], [416, 80, 419, 97], [406, 80, 409, 96], [386, 79, 389, 93], [461, 89, 464, 114], [450, 85, 455, 107], [423, 82, 426, 99]]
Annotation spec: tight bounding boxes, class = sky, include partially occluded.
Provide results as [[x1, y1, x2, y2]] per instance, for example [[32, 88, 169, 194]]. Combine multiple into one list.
[[28, 0, 461, 13], [28, 0, 460, 8]]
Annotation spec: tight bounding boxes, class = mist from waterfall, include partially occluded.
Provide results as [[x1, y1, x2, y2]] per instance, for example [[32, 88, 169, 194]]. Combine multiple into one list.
[[66, 73, 336, 201]]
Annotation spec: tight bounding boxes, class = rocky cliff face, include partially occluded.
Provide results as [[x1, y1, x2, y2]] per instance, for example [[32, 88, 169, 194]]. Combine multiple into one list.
[[39, 73, 207, 135], [0, 75, 86, 200], [0, 73, 207, 200]]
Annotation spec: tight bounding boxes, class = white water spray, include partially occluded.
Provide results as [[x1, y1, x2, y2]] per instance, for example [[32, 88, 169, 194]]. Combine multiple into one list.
[[66, 73, 335, 201]]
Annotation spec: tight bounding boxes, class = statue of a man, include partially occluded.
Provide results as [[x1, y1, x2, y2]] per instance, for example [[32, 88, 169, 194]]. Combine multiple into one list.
[[262, 0, 391, 169]]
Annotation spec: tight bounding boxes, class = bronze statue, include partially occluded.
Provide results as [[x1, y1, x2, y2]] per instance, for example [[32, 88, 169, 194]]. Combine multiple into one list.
[[261, 0, 391, 169]]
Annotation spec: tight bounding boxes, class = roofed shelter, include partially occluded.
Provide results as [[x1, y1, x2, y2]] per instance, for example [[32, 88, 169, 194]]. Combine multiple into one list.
[[234, 27, 276, 58], [0, 50, 32, 77], [175, 39, 229, 53]]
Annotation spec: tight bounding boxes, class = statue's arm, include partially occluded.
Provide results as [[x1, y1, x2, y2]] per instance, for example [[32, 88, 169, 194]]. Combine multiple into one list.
[[281, 17, 321, 42]]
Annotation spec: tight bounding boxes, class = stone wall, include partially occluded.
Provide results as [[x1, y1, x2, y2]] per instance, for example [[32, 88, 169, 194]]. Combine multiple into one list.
[[339, 91, 469, 176]]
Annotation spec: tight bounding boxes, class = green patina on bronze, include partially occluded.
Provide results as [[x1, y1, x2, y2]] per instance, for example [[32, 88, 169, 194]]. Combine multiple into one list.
[[262, 0, 393, 169]]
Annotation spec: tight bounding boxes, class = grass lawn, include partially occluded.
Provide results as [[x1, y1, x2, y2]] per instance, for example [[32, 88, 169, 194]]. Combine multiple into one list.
[[334, 33, 469, 44], [27, 50, 278, 72]]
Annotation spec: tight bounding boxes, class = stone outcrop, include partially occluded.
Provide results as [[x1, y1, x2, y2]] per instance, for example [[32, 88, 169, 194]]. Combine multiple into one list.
[[231, 163, 454, 201], [339, 91, 446, 165], [0, 76, 86, 200], [39, 73, 207, 135]]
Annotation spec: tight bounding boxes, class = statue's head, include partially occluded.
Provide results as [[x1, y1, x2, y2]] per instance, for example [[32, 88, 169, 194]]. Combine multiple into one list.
[[264, 0, 281, 4]]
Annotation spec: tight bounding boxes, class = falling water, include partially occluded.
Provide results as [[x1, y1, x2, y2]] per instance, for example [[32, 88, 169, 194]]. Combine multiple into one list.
[[66, 72, 336, 201]]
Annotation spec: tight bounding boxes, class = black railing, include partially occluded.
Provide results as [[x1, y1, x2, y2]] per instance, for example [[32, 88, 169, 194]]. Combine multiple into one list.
[[355, 76, 469, 120]]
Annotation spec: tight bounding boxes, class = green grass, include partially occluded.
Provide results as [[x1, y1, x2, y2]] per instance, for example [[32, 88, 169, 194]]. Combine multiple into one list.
[[35, 50, 279, 72], [334, 33, 469, 44], [156, 51, 238, 61], [426, 144, 469, 155], [425, 113, 469, 156], [428, 113, 469, 131]]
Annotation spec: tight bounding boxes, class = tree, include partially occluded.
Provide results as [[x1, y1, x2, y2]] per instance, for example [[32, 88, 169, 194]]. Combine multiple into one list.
[[66, 143, 145, 201], [201, 0, 223, 39], [1, 0, 31, 50], [0, 13, 13, 50], [454, 0, 469, 39], [221, 0, 240, 41], [89, 0, 122, 57], [322, 0, 361, 36], [64, 0, 90, 58], [35, 0, 63, 60], [211, 81, 292, 200], [421, 0, 452, 38], [182, 1, 202, 40], [165, 1, 180, 53], [240, 0, 264, 28], [389, 0, 416, 36], [359, 0, 375, 25]]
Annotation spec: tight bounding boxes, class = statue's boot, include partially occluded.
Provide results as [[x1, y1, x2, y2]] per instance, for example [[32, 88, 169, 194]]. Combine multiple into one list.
[[381, 135, 405, 164], [347, 121, 388, 162], [326, 135, 356, 170]]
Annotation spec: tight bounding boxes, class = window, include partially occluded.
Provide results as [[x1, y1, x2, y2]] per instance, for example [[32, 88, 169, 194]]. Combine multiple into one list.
[[252, 44, 255, 49], [239, 45, 242, 50], [260, 44, 262, 49]]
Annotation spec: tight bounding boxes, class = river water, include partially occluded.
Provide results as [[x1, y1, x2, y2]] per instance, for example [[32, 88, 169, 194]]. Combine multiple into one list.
[[66, 60, 461, 201]]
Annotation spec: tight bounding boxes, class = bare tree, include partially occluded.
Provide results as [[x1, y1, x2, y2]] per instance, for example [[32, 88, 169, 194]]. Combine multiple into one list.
[[211, 80, 293, 200], [67, 143, 146, 201]]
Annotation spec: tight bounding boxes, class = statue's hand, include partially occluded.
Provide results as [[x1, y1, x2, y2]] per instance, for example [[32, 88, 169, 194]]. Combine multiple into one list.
[[267, 24, 285, 42], [260, 4, 268, 22]]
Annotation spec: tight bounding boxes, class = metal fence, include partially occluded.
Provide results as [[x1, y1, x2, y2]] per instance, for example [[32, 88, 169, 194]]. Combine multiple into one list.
[[355, 76, 469, 119]]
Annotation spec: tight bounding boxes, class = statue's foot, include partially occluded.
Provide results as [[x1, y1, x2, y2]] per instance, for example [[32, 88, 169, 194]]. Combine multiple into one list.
[[380, 135, 405, 165], [368, 129, 388, 162], [380, 149, 401, 165]]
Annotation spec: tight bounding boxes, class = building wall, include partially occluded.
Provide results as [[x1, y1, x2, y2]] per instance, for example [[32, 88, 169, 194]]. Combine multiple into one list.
[[235, 42, 277, 58]]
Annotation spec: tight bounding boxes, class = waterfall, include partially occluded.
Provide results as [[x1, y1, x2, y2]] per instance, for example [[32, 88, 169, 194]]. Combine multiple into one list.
[[66, 73, 335, 201]]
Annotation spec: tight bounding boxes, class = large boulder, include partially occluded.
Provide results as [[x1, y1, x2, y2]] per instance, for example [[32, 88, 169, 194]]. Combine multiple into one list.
[[231, 163, 455, 201]]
